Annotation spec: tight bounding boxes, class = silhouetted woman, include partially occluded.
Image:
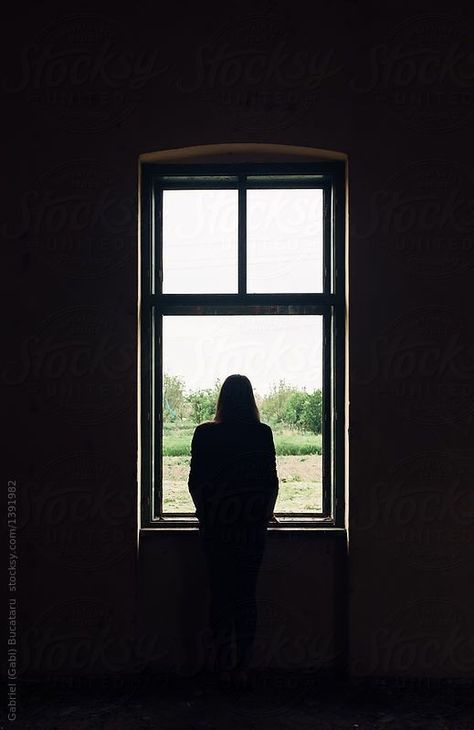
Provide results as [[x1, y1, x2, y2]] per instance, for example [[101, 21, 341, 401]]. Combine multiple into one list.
[[188, 374, 279, 687]]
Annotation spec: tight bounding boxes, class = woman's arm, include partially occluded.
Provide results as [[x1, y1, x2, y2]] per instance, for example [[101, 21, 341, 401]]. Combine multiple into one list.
[[259, 425, 279, 521], [266, 426, 279, 489], [188, 426, 206, 519]]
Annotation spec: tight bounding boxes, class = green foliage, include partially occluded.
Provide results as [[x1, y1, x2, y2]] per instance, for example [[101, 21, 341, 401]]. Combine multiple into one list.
[[260, 380, 322, 434], [162, 422, 321, 456], [259, 379, 298, 424], [163, 373, 188, 422], [283, 390, 308, 427], [275, 431, 322, 455], [300, 390, 322, 434], [162, 373, 322, 448], [186, 379, 221, 424], [162, 428, 193, 456]]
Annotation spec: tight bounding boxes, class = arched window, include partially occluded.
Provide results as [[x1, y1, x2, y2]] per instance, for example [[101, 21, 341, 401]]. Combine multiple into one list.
[[139, 144, 346, 528]]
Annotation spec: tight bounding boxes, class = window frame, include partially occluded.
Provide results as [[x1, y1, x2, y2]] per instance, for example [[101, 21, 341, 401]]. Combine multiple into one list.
[[140, 161, 346, 529]]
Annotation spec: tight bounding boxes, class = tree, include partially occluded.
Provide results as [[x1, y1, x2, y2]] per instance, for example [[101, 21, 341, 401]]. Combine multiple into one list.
[[263, 384, 322, 433], [186, 379, 221, 424], [300, 389, 322, 434], [283, 390, 308, 428], [163, 373, 186, 422], [260, 379, 298, 425], [254, 389, 264, 412]]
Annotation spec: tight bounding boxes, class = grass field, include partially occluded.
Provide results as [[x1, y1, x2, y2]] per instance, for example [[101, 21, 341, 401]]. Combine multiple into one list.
[[163, 421, 322, 456], [161, 420, 322, 513]]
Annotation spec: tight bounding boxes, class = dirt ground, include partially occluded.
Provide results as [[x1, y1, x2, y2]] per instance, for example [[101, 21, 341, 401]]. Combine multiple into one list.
[[163, 455, 322, 512], [7, 674, 473, 729], [163, 454, 321, 481]]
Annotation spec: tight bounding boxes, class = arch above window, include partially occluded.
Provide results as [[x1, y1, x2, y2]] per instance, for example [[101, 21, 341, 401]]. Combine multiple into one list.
[[140, 142, 347, 166]]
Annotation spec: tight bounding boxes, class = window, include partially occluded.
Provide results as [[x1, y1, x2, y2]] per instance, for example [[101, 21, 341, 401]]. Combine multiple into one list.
[[140, 161, 346, 528]]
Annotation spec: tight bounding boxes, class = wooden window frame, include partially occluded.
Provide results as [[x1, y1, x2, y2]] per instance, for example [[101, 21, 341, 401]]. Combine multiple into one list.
[[140, 161, 346, 529]]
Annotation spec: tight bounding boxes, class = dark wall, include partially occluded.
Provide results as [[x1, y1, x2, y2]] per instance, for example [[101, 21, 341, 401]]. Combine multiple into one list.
[[3, 0, 474, 682]]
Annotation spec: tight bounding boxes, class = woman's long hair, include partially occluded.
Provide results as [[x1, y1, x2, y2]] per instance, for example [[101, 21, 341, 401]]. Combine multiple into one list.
[[213, 374, 261, 424]]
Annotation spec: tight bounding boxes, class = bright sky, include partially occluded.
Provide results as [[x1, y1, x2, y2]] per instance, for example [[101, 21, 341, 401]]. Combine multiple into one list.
[[163, 315, 322, 396], [161, 188, 324, 396]]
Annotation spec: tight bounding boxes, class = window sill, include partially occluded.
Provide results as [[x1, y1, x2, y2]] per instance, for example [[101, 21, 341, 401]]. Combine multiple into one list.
[[139, 525, 347, 534]]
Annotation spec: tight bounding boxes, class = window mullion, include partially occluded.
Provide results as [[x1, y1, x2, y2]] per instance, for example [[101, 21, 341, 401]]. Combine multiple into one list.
[[322, 311, 332, 517], [323, 184, 331, 294], [153, 183, 163, 295], [144, 163, 344, 528], [238, 176, 247, 294], [153, 310, 163, 519]]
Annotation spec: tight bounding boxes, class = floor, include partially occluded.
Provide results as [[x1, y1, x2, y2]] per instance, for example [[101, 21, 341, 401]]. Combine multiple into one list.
[[5, 672, 474, 730]]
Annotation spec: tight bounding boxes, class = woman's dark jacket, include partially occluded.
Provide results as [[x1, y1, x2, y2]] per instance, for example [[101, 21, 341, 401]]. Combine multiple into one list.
[[188, 420, 279, 535]]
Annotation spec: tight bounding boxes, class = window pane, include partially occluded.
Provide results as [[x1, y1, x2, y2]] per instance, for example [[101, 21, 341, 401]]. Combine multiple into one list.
[[161, 315, 323, 514], [162, 190, 238, 293], [247, 189, 324, 293]]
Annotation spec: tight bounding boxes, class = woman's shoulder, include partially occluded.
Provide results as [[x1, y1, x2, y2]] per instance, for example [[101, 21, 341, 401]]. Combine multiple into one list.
[[195, 420, 271, 431], [195, 420, 215, 431], [194, 420, 218, 435]]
